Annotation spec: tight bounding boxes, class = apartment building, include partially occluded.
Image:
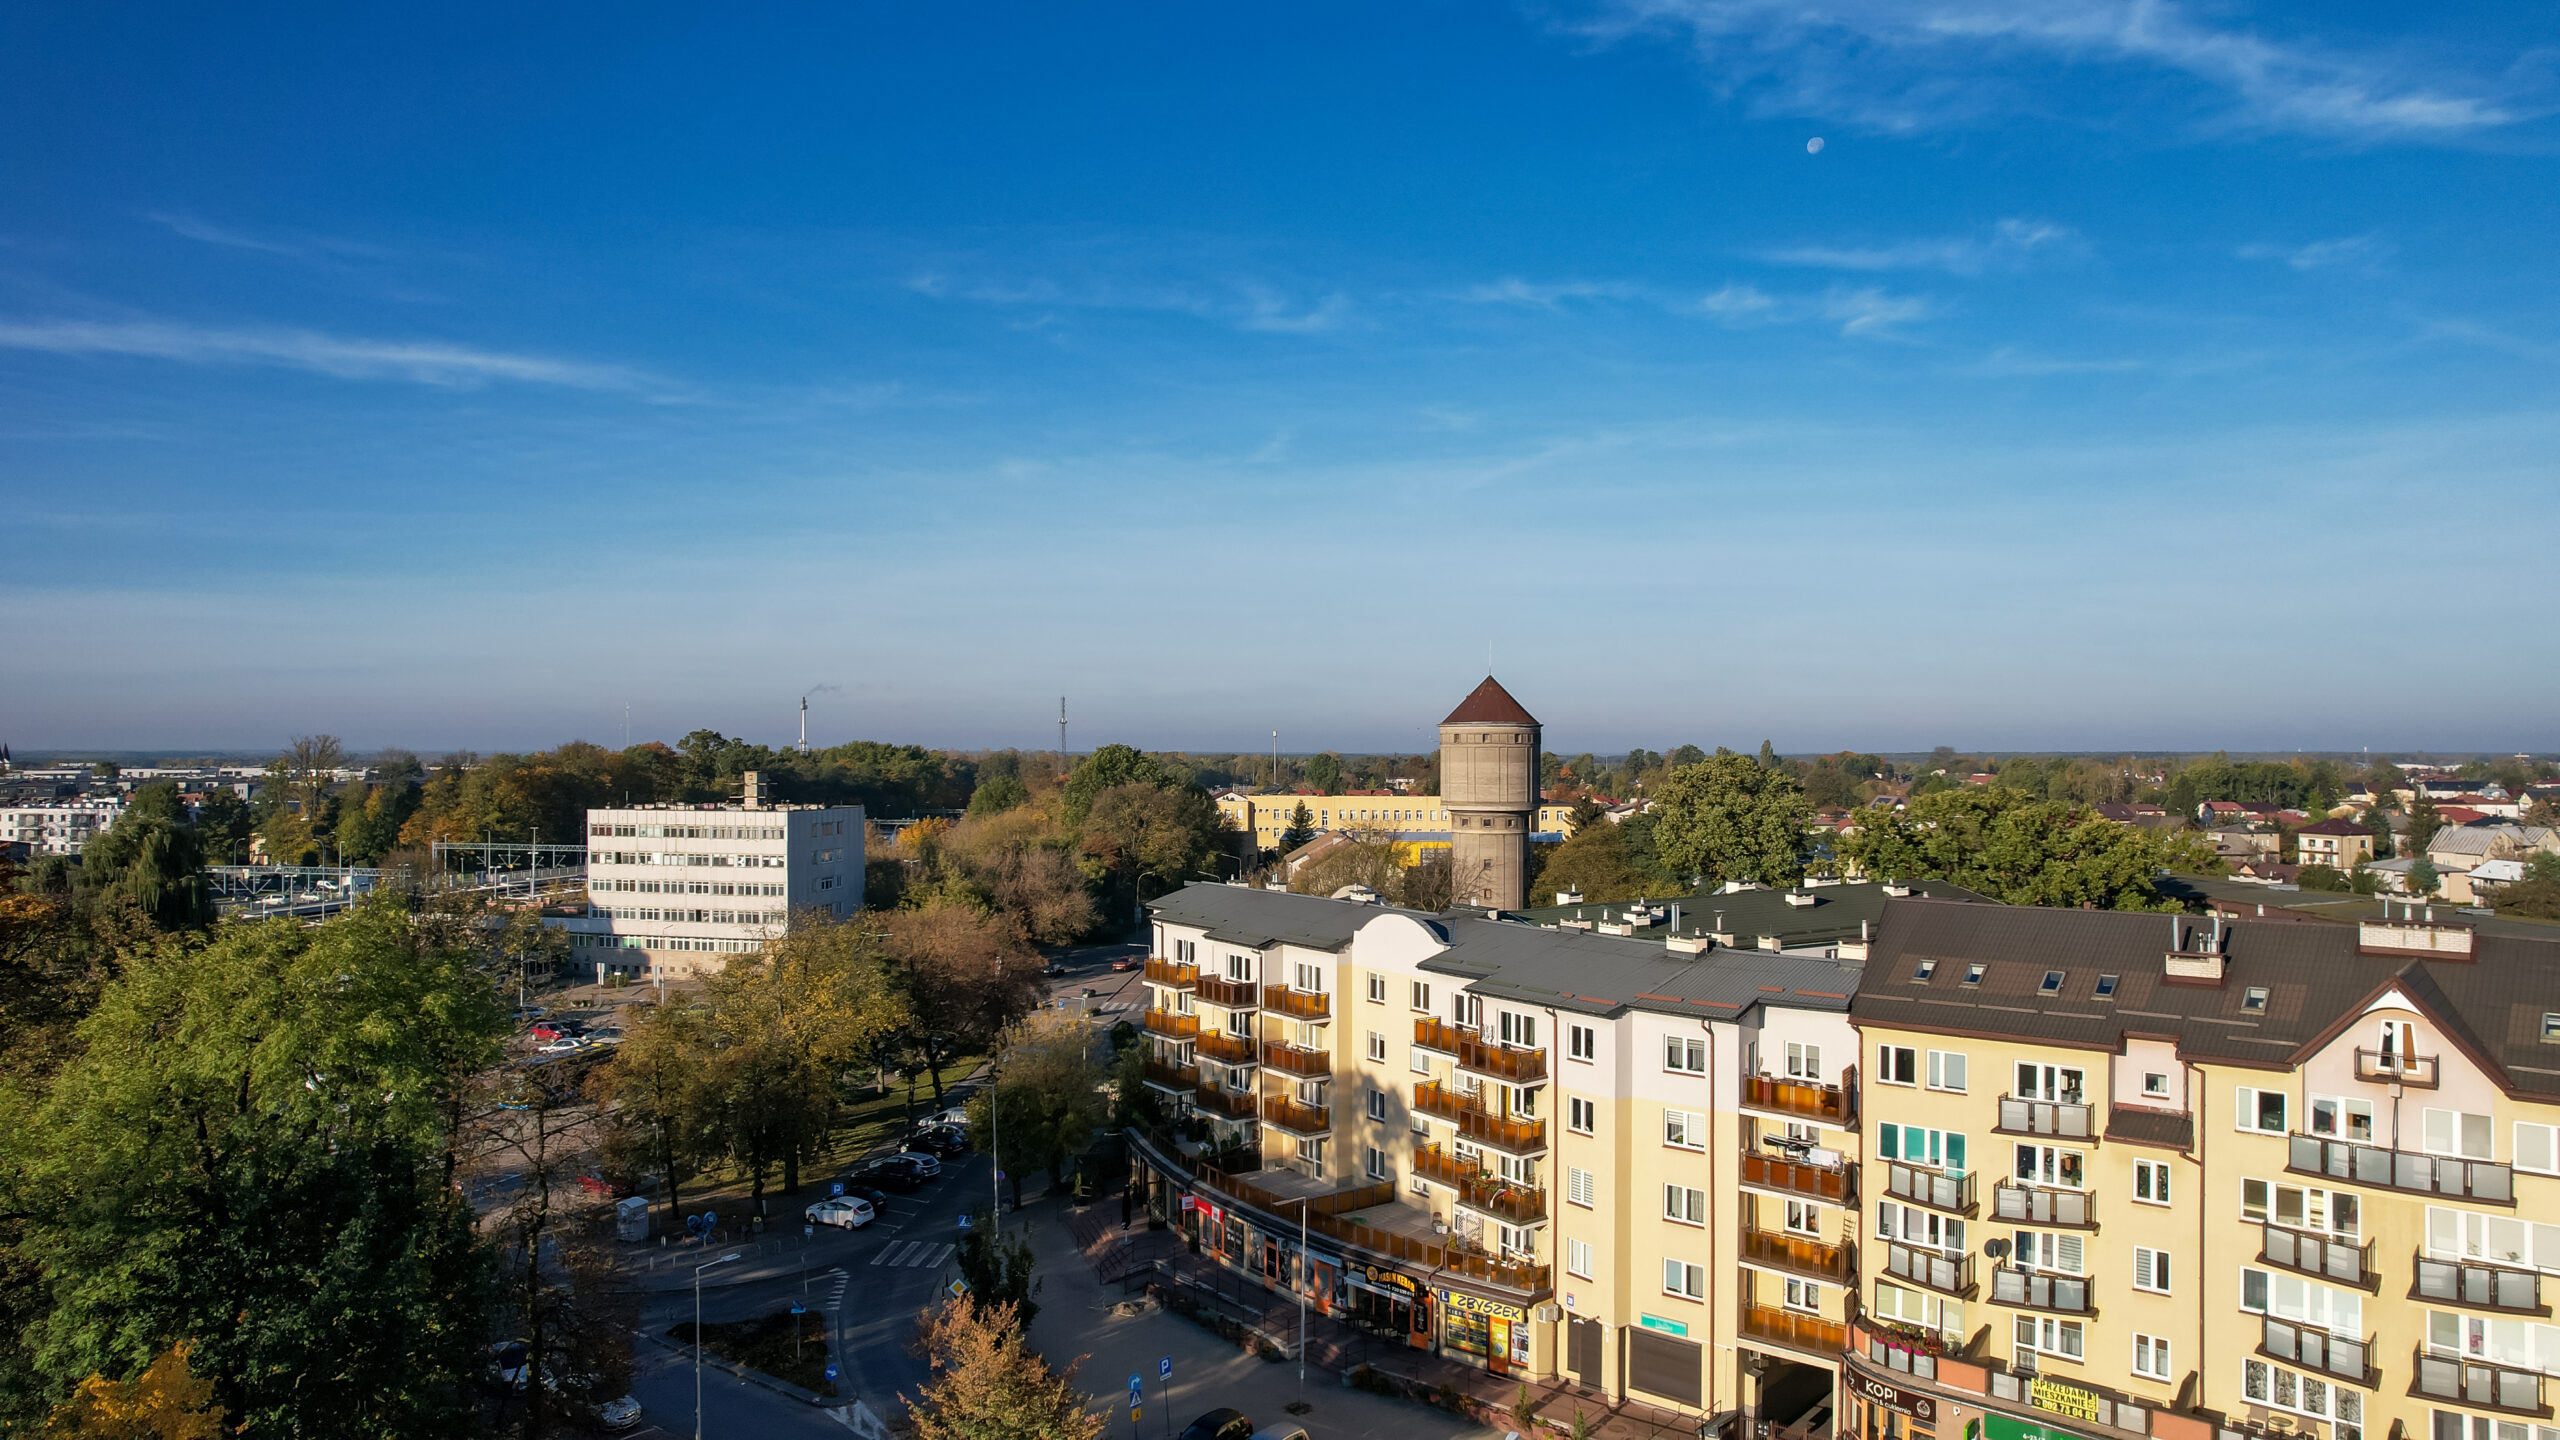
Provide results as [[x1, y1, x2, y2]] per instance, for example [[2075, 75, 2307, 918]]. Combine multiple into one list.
[[1213, 792, 1581, 851], [1843, 900, 2560, 1440], [1131, 882, 1893, 1423], [0, 799, 126, 855], [546, 792, 864, 979]]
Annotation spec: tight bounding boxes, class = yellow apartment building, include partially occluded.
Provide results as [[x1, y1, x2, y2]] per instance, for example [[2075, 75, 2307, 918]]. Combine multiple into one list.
[[1845, 900, 2560, 1440], [1213, 791, 1581, 851]]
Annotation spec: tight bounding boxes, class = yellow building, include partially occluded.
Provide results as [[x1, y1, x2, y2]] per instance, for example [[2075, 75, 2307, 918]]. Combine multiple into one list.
[[1845, 903, 2560, 1440], [1214, 790, 1579, 851]]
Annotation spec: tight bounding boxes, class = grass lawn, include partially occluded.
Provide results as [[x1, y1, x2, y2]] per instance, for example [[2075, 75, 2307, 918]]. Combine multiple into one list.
[[670, 1308, 836, 1397]]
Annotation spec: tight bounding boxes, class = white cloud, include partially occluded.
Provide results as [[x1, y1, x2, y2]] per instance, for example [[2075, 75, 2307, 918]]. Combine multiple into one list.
[[0, 317, 648, 390], [146, 212, 398, 262], [2238, 234, 2394, 272], [1455, 277, 1644, 307], [1575, 0, 2527, 140], [1692, 282, 1780, 320], [1765, 216, 2077, 274], [908, 269, 1353, 335], [1821, 286, 1940, 334]]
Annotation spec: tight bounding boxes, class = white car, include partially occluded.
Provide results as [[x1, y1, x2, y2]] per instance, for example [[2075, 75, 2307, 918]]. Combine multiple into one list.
[[804, 1196, 877, 1230], [537, 1036, 585, 1054]]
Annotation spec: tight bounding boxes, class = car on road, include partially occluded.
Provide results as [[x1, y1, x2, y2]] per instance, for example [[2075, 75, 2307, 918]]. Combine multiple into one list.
[[848, 1159, 922, 1193], [536, 1036, 586, 1054], [1043, 961, 1069, 977], [595, 1395, 644, 1430], [1178, 1409, 1254, 1440], [529, 1019, 584, 1042], [907, 1126, 970, 1157], [834, 1183, 893, 1208], [891, 1151, 943, 1178], [582, 1026, 625, 1046], [804, 1196, 877, 1230], [1110, 955, 1138, 971], [488, 1338, 531, 1390], [1249, 1428, 1309, 1440]]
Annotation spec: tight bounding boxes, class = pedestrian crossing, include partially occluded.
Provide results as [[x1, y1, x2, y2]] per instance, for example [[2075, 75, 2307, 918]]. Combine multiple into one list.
[[820, 1265, 850, 1317], [869, 1239, 956, 1269]]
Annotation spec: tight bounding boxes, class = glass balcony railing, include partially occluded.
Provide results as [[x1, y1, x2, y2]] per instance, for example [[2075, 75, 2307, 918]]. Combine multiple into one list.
[[1195, 1031, 1258, 1066], [2411, 1348, 2547, 1416], [1413, 1081, 1547, 1154], [1885, 1162, 1975, 1216], [1741, 1302, 1846, 1357], [1262, 1096, 1330, 1136], [1259, 1038, 1331, 1078], [2289, 1135, 2513, 1204], [1740, 1228, 1851, 1282], [1993, 1183, 2095, 1228], [1259, 985, 1331, 1021], [1142, 1009, 1200, 1041], [2354, 1048, 2438, 1088], [1991, 1266, 2093, 1314], [1883, 1241, 1975, 1298], [2413, 1255, 2546, 1314], [1196, 975, 1261, 1010], [1142, 958, 1198, 990], [1742, 1074, 1850, 1124], [2260, 1317, 2375, 1387], [2261, 1225, 2375, 1289], [1143, 1058, 1199, 1092], [1996, 1095, 2095, 1140], [1741, 1150, 1853, 1204]]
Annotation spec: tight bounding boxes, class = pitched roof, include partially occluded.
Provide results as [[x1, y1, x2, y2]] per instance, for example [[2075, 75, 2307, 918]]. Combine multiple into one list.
[[1512, 880, 1993, 951], [2297, 818, 2370, 836], [1441, 676, 1540, 727], [1421, 914, 1862, 1020]]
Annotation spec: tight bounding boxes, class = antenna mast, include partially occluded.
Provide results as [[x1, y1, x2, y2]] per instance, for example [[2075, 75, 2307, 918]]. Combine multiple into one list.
[[1058, 697, 1068, 760], [798, 695, 810, 755]]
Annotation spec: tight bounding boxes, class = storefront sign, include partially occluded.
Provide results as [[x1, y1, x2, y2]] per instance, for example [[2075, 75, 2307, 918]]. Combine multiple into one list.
[[1439, 1289, 1527, 1321], [2028, 1378, 2102, 1425], [1637, 1313, 1690, 1338], [1847, 1372, 1938, 1423], [1977, 1411, 2092, 1440], [1361, 1265, 1418, 1296]]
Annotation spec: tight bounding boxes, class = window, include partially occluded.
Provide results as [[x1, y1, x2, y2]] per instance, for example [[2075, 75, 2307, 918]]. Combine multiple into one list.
[[1785, 1200, 1824, 1236], [1366, 1030, 1386, 1062], [1879, 1046, 1918, 1085], [1568, 1023, 1597, 1062], [2134, 1160, 2171, 1206], [2039, 971, 2065, 996], [1366, 1089, 1387, 1121], [1411, 981, 1431, 1012], [1665, 1037, 1706, 1074], [2243, 987, 2269, 1013], [2244, 1178, 2269, 1221], [1663, 1110, 1703, 1149], [2311, 1095, 2377, 1142], [2015, 1144, 2086, 1189], [1929, 1050, 1969, 1092], [2095, 975, 2120, 999], [1873, 1282, 1960, 1336], [2143, 1071, 2170, 1098], [1568, 1096, 1595, 1134], [1174, 939, 1197, 963], [1566, 1237, 1593, 1278], [2425, 1206, 2560, 1273], [2517, 1123, 2559, 1175], [1366, 1146, 1389, 1180], [1663, 1259, 1706, 1300], [2241, 1266, 2365, 1333], [1297, 1136, 1323, 1165], [1499, 1011, 1538, 1048], [1366, 975, 1385, 1004], [2017, 1064, 2085, 1104], [1410, 1114, 1430, 1137], [2236, 1087, 2289, 1134], [2014, 1315, 2085, 1361], [1962, 964, 1986, 986], [2133, 1247, 2172, 1294], [2546, 1013, 2560, 1044], [1663, 1185, 1707, 1224], [2015, 1231, 2084, 1275], [1295, 962, 1323, 993], [1879, 1124, 1968, 1173], [2132, 1334, 2173, 1381], [1878, 1203, 1965, 1253], [1913, 960, 1938, 981], [2424, 1109, 2495, 1161], [1785, 1042, 1822, 1080], [1568, 1167, 1595, 1207], [2380, 1018, 2417, 1065], [1785, 1278, 1822, 1312], [1453, 993, 1482, 1028]]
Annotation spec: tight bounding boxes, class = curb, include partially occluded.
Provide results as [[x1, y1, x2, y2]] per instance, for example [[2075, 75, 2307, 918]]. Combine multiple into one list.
[[635, 1326, 835, 1408]]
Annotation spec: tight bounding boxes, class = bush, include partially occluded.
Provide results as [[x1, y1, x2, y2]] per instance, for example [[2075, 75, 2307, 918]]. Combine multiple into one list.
[[2297, 864, 2348, 892], [2494, 878, 2560, 921]]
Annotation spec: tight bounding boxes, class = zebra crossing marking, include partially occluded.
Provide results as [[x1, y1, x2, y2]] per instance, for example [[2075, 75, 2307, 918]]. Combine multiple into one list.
[[907, 1242, 953, 1268], [871, 1240, 917, 1267]]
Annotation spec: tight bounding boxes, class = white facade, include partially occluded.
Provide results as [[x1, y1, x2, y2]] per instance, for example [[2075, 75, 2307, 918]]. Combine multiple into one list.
[[553, 802, 865, 979], [0, 800, 128, 855]]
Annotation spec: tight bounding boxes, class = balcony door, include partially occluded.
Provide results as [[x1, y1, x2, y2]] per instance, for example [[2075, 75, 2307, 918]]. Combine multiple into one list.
[[2017, 1063, 2086, 1104]]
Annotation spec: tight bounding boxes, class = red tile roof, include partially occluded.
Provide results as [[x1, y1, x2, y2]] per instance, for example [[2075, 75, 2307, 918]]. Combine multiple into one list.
[[1441, 676, 1540, 726]]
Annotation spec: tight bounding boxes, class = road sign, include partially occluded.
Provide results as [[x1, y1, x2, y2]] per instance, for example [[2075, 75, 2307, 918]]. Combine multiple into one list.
[[831, 1181, 844, 1197], [957, 1213, 973, 1231], [1127, 1373, 1143, 1395], [1131, 1409, 1141, 1424], [791, 1302, 806, 1315], [948, 1278, 968, 1298], [825, 1364, 839, 1381], [1159, 1357, 1172, 1379], [996, 1170, 1007, 1181]]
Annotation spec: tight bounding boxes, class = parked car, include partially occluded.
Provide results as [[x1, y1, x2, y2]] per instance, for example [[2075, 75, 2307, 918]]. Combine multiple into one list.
[[529, 1019, 584, 1042], [1042, 961, 1068, 978], [804, 1196, 877, 1230], [1248, 1428, 1309, 1440], [1110, 955, 1138, 971], [835, 1183, 893, 1208], [848, 1159, 921, 1193], [583, 1027, 626, 1046], [536, 1036, 586, 1054], [1178, 1409, 1254, 1440], [908, 1126, 970, 1156], [892, 1151, 943, 1178], [595, 1395, 644, 1431], [488, 1338, 531, 1390]]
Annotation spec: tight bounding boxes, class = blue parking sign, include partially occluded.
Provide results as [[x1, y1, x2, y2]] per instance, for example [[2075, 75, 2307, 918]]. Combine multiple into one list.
[[831, 1181, 844, 1197], [1159, 1357, 1172, 1379]]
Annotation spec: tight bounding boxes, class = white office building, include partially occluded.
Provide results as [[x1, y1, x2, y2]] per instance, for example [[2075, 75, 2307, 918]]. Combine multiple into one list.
[[551, 792, 865, 980], [0, 800, 128, 856]]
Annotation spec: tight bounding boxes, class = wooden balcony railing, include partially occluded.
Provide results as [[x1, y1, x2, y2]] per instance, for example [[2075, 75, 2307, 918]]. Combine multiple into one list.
[[1260, 1038, 1331, 1078], [2411, 1348, 2549, 1417], [1455, 1173, 1547, 1225], [1740, 1302, 1846, 1357], [1194, 1083, 1258, 1120], [1996, 1095, 2095, 1140], [2261, 1224, 2376, 1290], [1990, 1266, 2093, 1314], [1412, 1081, 1548, 1154], [1195, 1030, 1258, 1066], [1884, 1162, 1975, 1216], [2291, 1135, 2514, 1205], [1261, 1096, 1330, 1136], [1142, 1009, 1200, 1041], [1742, 1074, 1850, 1124], [1740, 1150, 1852, 1204], [1883, 1241, 1976, 1299], [1196, 975, 1261, 1010], [2414, 1256, 2548, 1315], [2260, 1317, 2377, 1389], [1407, 1022, 1548, 1084], [1143, 1059, 1200, 1092], [1142, 958, 1198, 990], [1739, 1228, 1851, 1282], [1412, 1017, 1467, 1056], [1993, 1183, 2096, 1229], [1412, 1146, 1474, 1188], [1260, 985, 1331, 1021], [2356, 1048, 2438, 1088]]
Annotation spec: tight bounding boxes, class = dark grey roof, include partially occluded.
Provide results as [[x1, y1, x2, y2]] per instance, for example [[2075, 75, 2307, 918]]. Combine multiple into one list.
[[1147, 883, 1438, 953], [1855, 898, 2560, 1096], [1512, 880, 1993, 950], [1421, 914, 1862, 1020]]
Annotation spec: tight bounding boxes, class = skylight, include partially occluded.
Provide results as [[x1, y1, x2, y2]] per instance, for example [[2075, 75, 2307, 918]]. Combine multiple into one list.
[[1962, 964, 1986, 987], [1914, 959, 1938, 982], [2243, 987, 2269, 1013], [2094, 975, 2119, 998], [2039, 971, 2064, 996]]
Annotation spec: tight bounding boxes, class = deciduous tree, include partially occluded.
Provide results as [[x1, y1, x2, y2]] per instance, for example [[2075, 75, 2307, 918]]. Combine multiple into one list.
[[40, 1342, 223, 1439], [906, 1297, 1099, 1440], [1839, 789, 2209, 911], [1651, 753, 1812, 889]]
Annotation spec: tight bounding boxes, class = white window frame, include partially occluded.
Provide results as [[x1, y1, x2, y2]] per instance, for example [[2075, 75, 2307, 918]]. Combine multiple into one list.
[[2235, 1086, 2290, 1135], [1568, 1166, 1595, 1208], [1663, 1184, 1707, 1225], [1663, 1259, 1706, 1300], [1878, 1045, 1918, 1086], [1665, 1036, 1706, 1075], [2423, 1108, 2495, 1162], [2133, 1159, 2172, 1206], [1568, 1096, 1595, 1135], [2133, 1247, 2172, 1294], [1366, 1089, 1387, 1121], [1366, 974, 1386, 1004], [1410, 981, 1431, 1012], [2132, 1333, 2173, 1381], [1928, 1050, 1968, 1093], [1785, 1042, 1822, 1080], [1366, 1030, 1386, 1062], [1663, 1109, 1703, 1150], [1784, 1277, 1822, 1312], [1568, 1023, 1597, 1062], [1365, 1146, 1389, 1180], [2513, 1122, 2559, 1176], [1566, 1237, 1594, 1278]]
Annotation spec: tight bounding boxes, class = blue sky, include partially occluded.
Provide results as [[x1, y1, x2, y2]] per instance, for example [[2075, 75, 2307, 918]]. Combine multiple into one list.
[[3, 1, 2555, 757]]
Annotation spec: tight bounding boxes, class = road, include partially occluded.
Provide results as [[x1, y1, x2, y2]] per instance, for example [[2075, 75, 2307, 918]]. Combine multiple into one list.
[[628, 939, 1148, 1437]]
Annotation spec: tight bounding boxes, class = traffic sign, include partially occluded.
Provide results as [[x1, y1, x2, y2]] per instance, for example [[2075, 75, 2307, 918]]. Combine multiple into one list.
[[1158, 1357, 1172, 1379], [1131, 1408, 1141, 1424], [948, 1278, 968, 1298], [825, 1364, 839, 1381], [831, 1181, 844, 1197], [791, 1302, 806, 1315], [957, 1213, 973, 1231], [1127, 1373, 1143, 1395]]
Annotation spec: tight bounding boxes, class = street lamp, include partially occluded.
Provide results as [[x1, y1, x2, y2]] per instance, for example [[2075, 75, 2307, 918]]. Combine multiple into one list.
[[693, 1250, 741, 1440]]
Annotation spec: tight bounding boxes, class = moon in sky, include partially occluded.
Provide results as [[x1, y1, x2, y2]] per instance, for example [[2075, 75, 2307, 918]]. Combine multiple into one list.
[[1807, 136, 1826, 154]]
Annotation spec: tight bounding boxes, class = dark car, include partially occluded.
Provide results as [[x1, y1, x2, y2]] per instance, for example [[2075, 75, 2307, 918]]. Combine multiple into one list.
[[908, 1126, 970, 1157], [1177, 1409, 1253, 1440], [839, 1184, 893, 1208], [848, 1160, 921, 1194], [1042, 962, 1068, 978]]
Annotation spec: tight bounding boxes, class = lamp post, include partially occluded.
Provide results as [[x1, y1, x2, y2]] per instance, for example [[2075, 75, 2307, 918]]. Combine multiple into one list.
[[693, 1250, 741, 1440]]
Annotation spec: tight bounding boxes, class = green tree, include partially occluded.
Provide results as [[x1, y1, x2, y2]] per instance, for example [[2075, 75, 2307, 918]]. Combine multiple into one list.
[[1060, 745, 1171, 826], [2407, 795, 2446, 854], [1651, 754, 1812, 889], [966, 773, 1029, 817], [1529, 823, 1655, 906], [1279, 802, 1316, 852], [952, 1229, 1041, 1331], [590, 1000, 717, 1224], [1303, 753, 1341, 795], [969, 1013, 1106, 1211], [2296, 864, 2349, 893], [2408, 856, 2440, 897], [885, 902, 1044, 1114], [2365, 807, 2396, 859], [1756, 740, 1779, 769], [702, 916, 907, 1206], [905, 1297, 1099, 1440], [1562, 797, 1608, 834], [75, 786, 212, 931], [1838, 789, 2209, 910]]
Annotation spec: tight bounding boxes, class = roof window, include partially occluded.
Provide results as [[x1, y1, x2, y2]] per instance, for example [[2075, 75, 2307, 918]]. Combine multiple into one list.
[[2543, 1013, 2560, 1044], [2038, 971, 2065, 996], [2094, 975, 2119, 999], [1913, 959, 1938, 982], [2242, 987, 2269, 1013], [1961, 963, 1986, 987]]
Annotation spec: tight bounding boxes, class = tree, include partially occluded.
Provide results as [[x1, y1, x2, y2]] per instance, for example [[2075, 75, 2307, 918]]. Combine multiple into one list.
[[953, 1229, 1041, 1331], [589, 1001, 717, 1225], [1562, 797, 1607, 834], [41, 1343, 224, 1439], [2365, 807, 2396, 859], [1061, 745, 1171, 826], [2296, 864, 2349, 893], [2408, 856, 2440, 897], [1529, 823, 1655, 906], [967, 773, 1029, 817], [1303, 753, 1341, 795], [905, 1297, 1100, 1440], [1756, 740, 1779, 769], [701, 916, 907, 1206], [885, 902, 1044, 1113], [969, 1012, 1107, 1210], [2407, 795, 2446, 855], [1838, 789, 2210, 911], [75, 787, 211, 931], [1286, 834, 1402, 899], [1082, 782, 1228, 922], [1279, 803, 1316, 852], [1651, 754, 1812, 889]]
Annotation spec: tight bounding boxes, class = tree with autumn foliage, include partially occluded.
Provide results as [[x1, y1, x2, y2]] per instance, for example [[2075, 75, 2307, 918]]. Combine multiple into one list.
[[41, 1343, 224, 1439], [906, 1296, 1100, 1440], [880, 901, 1046, 1112]]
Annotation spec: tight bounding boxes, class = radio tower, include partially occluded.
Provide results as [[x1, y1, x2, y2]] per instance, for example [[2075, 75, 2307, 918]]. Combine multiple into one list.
[[1057, 697, 1069, 760]]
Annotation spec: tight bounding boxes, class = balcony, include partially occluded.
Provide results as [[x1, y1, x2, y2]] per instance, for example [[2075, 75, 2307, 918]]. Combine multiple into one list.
[[2411, 1349, 2551, 1418], [1411, 1017, 1465, 1056], [1197, 975, 1261, 1010], [1260, 985, 1331, 1021], [1413, 1081, 1548, 1155], [1990, 1266, 2094, 1314], [1740, 1150, 1854, 1205], [1260, 1038, 1331, 1078], [1143, 1059, 1200, 1094], [1993, 1183, 2095, 1229], [1741, 1074, 1850, 1126], [2261, 1225, 2377, 1291], [2261, 1318, 2377, 1389], [1996, 1095, 2095, 1140], [1740, 1228, 1852, 1283], [1195, 1030, 1258, 1067], [1882, 1241, 1976, 1299], [1883, 1162, 1975, 1217], [1740, 1302, 1847, 1359], [1454, 1172, 1548, 1226], [1143, 1008, 1201, 1041], [2355, 1047, 2438, 1088], [1193, 1163, 1550, 1298], [1262, 1096, 1330, 1137], [1194, 1083, 1258, 1120], [1855, 1317, 1952, 1383], [1412, 1018, 1548, 1085], [2289, 1134, 2514, 1205], [1143, 958, 1198, 990], [2414, 1256, 2549, 1315]]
